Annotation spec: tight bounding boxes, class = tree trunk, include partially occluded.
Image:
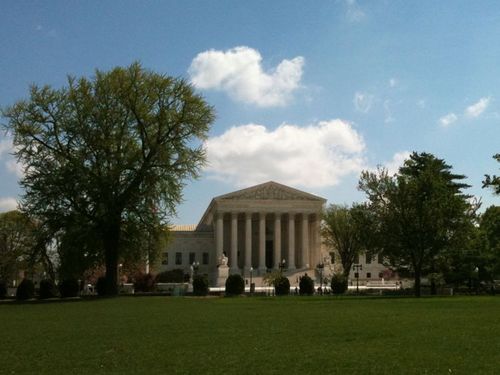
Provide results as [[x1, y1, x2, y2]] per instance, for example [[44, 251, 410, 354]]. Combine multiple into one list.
[[414, 268, 421, 297], [430, 280, 437, 295], [103, 220, 121, 296]]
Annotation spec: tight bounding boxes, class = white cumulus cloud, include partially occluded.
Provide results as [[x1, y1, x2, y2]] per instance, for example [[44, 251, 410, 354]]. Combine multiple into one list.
[[0, 197, 18, 212], [385, 151, 411, 175], [353, 92, 374, 113], [0, 138, 24, 177], [189, 46, 304, 107], [465, 97, 490, 118], [439, 113, 458, 127], [204, 119, 366, 188]]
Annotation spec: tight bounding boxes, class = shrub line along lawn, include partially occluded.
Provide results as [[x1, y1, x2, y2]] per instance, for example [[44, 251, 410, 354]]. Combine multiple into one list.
[[0, 296, 499, 374]]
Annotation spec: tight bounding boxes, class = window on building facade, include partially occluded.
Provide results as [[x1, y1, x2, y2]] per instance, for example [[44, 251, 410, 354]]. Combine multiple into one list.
[[189, 252, 196, 265], [354, 272, 359, 278], [329, 252, 335, 263], [366, 272, 371, 278], [175, 252, 182, 265], [202, 252, 209, 265], [365, 253, 372, 264], [161, 252, 168, 265]]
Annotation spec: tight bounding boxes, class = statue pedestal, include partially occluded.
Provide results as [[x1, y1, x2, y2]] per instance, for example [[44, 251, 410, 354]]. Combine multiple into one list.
[[215, 265, 229, 287]]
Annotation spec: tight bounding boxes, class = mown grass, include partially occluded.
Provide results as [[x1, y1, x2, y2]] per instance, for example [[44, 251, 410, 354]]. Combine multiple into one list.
[[0, 296, 499, 374]]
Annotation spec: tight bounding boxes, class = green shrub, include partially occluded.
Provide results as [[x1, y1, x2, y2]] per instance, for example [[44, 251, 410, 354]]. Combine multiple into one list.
[[193, 275, 209, 296], [225, 274, 244, 296], [59, 279, 79, 298], [299, 274, 314, 295], [155, 269, 186, 283], [330, 274, 348, 295], [134, 273, 156, 292], [16, 279, 35, 300], [96, 276, 107, 296], [39, 279, 58, 299], [274, 276, 290, 296], [0, 280, 7, 299]]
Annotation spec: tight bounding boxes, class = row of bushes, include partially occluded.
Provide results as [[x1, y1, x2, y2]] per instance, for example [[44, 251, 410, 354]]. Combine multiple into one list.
[[0, 278, 81, 301], [0, 273, 350, 301]]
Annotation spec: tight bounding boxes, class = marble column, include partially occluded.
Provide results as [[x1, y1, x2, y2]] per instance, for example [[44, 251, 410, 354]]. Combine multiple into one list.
[[302, 214, 309, 268], [244, 212, 252, 271], [259, 212, 266, 271], [216, 212, 224, 263], [230, 212, 238, 271], [274, 213, 282, 269], [288, 214, 296, 270]]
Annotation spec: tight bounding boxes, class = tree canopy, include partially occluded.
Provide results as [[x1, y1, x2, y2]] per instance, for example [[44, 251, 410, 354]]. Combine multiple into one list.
[[483, 153, 500, 195], [0, 210, 36, 283], [358, 152, 476, 296], [321, 203, 367, 278], [2, 63, 214, 294]]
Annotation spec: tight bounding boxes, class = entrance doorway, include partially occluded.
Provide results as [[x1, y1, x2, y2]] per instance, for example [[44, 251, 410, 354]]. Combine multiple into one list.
[[265, 240, 274, 270]]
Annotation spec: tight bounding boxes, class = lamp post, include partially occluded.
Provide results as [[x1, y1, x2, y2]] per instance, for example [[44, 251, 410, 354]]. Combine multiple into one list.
[[279, 258, 286, 274], [249, 267, 254, 294], [352, 264, 362, 293]]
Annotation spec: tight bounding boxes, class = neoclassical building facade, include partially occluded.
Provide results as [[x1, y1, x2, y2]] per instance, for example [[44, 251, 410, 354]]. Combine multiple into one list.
[[160, 181, 387, 286]]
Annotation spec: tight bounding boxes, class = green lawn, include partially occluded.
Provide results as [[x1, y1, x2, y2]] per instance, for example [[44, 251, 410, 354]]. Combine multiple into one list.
[[1, 296, 499, 374]]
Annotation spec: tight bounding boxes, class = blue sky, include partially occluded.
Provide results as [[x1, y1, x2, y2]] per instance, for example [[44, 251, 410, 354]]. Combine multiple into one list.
[[0, 1, 499, 223]]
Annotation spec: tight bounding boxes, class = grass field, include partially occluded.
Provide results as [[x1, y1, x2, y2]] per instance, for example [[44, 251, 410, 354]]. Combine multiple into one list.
[[1, 296, 499, 374]]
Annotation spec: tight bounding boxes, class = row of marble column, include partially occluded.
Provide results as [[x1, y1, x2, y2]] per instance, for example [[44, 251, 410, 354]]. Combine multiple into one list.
[[215, 212, 312, 272]]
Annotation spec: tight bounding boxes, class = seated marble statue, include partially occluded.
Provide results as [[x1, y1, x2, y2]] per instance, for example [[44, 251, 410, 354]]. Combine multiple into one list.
[[219, 253, 229, 267]]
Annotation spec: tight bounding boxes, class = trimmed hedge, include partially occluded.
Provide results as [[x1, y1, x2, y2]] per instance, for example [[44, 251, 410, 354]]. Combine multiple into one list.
[[134, 273, 156, 293], [156, 269, 186, 283], [299, 274, 314, 295], [331, 274, 348, 295], [16, 279, 35, 300], [225, 274, 244, 296], [0, 280, 7, 299], [193, 275, 209, 296], [59, 279, 79, 298], [39, 279, 59, 299], [274, 276, 290, 296], [96, 276, 107, 296]]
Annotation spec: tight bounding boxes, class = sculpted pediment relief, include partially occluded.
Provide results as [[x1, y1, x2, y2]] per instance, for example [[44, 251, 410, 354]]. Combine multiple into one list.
[[215, 181, 325, 201]]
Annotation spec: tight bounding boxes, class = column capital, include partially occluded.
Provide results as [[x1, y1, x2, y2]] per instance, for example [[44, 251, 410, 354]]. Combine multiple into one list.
[[231, 211, 239, 218], [275, 212, 282, 219], [245, 212, 253, 219], [288, 213, 295, 219]]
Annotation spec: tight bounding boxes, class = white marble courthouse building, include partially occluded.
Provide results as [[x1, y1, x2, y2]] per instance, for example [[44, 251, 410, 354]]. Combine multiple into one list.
[[160, 181, 387, 286]]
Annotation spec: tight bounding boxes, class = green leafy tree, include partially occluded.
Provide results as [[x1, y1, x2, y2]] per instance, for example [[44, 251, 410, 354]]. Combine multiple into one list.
[[3, 63, 214, 295], [359, 152, 476, 297], [0, 210, 36, 284], [321, 204, 367, 279], [483, 154, 500, 194], [477, 206, 500, 281]]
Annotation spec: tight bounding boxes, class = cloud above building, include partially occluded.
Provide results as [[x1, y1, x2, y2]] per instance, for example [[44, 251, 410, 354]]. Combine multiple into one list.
[[204, 119, 366, 188], [188, 46, 304, 107]]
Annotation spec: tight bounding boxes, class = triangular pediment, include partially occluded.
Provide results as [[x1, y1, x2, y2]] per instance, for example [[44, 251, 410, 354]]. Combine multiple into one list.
[[214, 181, 325, 202]]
